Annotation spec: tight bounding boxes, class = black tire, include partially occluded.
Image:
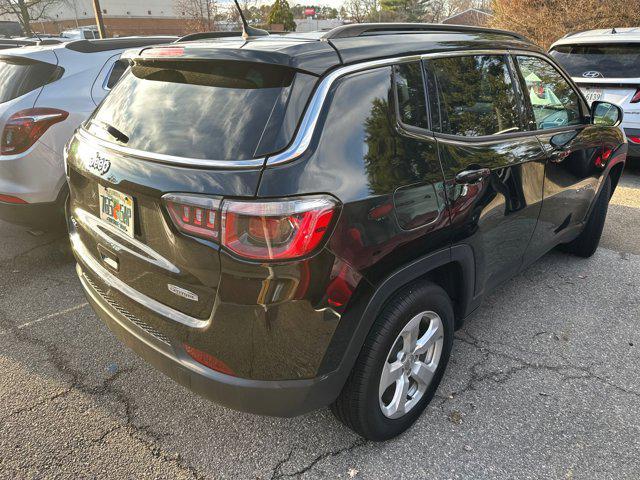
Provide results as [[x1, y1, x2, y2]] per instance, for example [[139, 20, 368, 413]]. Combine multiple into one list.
[[331, 281, 454, 441], [563, 176, 611, 258]]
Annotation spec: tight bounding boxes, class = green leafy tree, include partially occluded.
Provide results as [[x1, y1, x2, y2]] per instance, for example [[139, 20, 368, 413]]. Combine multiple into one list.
[[267, 0, 296, 31]]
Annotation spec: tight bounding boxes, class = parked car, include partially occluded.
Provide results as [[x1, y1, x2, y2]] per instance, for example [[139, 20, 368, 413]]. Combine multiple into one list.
[[550, 28, 640, 160], [0, 36, 176, 229], [65, 23, 627, 441], [0, 20, 23, 38], [61, 26, 100, 40]]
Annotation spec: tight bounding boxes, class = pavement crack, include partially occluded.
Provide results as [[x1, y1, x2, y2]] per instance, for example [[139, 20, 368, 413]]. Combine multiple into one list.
[[271, 438, 367, 479]]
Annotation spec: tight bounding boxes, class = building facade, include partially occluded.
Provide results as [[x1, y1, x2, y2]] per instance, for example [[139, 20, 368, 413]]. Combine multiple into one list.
[[29, 0, 190, 36]]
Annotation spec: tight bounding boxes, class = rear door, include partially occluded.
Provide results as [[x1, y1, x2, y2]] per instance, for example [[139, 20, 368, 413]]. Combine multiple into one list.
[[513, 54, 604, 265], [426, 53, 547, 295]]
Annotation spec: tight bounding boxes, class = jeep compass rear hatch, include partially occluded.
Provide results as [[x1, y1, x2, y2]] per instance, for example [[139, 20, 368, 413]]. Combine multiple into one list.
[[67, 44, 321, 327]]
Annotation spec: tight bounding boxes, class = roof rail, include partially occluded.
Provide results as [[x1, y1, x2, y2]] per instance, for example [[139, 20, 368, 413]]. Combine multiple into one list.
[[175, 31, 243, 43], [321, 23, 529, 43]]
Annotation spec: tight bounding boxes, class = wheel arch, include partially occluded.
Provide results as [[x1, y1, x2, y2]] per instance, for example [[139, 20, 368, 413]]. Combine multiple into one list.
[[318, 245, 478, 398]]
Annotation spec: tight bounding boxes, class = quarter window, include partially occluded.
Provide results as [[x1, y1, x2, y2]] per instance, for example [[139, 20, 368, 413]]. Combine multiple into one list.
[[516, 55, 582, 130], [429, 55, 521, 137], [394, 62, 428, 129], [105, 59, 129, 90]]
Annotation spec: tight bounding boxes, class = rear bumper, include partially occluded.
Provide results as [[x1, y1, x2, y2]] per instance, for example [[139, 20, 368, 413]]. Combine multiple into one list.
[[0, 185, 67, 228], [76, 262, 346, 417], [624, 128, 640, 157]]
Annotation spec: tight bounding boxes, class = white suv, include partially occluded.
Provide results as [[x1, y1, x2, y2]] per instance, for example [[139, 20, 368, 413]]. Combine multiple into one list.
[[550, 28, 640, 160], [0, 36, 175, 229]]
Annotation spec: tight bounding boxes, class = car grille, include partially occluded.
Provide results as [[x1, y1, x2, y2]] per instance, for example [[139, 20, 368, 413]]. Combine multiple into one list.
[[84, 275, 172, 346]]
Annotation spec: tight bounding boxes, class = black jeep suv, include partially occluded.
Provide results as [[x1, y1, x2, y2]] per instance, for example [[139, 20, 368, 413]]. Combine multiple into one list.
[[66, 24, 627, 440]]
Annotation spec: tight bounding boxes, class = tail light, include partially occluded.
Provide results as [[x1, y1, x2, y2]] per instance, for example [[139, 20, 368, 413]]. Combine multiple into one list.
[[163, 194, 339, 261], [628, 136, 640, 144], [595, 146, 613, 168], [222, 196, 337, 261], [164, 194, 221, 241], [1, 108, 69, 156], [631, 89, 640, 104]]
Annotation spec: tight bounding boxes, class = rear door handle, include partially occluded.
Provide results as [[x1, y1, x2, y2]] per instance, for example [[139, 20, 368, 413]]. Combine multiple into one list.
[[455, 168, 491, 184]]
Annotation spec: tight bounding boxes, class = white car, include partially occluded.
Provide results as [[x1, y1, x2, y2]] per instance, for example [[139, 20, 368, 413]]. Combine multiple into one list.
[[61, 26, 100, 40], [550, 28, 640, 159], [0, 36, 176, 229]]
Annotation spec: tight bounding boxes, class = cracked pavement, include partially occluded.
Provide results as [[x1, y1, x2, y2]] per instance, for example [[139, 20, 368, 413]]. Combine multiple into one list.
[[1, 168, 639, 479]]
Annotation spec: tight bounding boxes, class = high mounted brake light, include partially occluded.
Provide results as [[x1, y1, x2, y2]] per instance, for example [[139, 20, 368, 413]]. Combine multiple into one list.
[[163, 194, 339, 261], [144, 47, 185, 58], [1, 108, 68, 156]]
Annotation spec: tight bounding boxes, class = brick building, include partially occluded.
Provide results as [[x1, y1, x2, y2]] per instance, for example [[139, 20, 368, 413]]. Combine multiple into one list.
[[24, 0, 192, 37]]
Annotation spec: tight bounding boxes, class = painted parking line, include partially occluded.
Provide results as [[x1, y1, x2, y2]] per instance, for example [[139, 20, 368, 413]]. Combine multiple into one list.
[[0, 303, 89, 336]]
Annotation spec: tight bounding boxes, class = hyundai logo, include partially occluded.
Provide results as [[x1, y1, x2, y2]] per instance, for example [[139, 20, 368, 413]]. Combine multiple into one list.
[[582, 71, 604, 78]]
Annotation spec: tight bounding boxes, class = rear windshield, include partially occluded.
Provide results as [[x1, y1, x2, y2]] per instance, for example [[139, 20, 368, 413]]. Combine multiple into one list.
[[550, 44, 640, 78], [88, 60, 297, 161], [0, 57, 60, 104]]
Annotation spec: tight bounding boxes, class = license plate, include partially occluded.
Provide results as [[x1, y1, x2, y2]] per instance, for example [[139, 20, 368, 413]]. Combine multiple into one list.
[[582, 87, 603, 104], [99, 185, 134, 237]]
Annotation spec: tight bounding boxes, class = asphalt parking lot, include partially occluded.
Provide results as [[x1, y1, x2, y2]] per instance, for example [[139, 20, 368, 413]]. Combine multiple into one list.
[[1, 167, 639, 479]]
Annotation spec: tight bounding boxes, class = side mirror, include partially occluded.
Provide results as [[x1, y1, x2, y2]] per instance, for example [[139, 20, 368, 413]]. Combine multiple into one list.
[[591, 101, 623, 127]]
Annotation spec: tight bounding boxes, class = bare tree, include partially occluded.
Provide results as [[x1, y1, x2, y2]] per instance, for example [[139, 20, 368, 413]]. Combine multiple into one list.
[[343, 0, 379, 23], [0, 0, 61, 35], [175, 0, 219, 32], [492, 0, 640, 48]]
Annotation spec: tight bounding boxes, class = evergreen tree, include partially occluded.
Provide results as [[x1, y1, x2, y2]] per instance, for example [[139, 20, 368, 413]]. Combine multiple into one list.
[[267, 0, 296, 31]]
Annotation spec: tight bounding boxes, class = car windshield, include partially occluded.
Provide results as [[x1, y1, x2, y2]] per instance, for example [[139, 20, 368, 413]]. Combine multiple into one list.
[[87, 59, 297, 161], [550, 43, 640, 78]]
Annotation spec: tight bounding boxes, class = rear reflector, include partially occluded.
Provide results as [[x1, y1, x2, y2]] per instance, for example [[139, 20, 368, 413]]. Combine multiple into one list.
[[183, 343, 236, 376], [0, 194, 27, 204]]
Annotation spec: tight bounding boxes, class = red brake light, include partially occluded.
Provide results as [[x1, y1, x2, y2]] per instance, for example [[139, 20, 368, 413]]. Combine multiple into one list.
[[145, 47, 185, 58], [628, 136, 640, 144], [221, 196, 338, 261], [163, 194, 221, 242], [1, 108, 68, 156], [631, 88, 640, 103]]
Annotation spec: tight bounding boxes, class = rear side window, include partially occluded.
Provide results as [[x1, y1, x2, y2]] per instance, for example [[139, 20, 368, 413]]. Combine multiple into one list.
[[429, 55, 521, 137], [105, 59, 129, 90], [516, 56, 582, 130], [88, 60, 299, 161], [550, 44, 640, 78], [393, 62, 428, 129], [0, 57, 60, 104]]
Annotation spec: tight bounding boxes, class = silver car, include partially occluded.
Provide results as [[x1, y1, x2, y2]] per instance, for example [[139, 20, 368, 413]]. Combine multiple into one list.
[[0, 36, 175, 229]]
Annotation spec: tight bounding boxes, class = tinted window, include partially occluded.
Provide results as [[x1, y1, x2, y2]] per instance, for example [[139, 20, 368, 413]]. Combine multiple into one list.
[[394, 62, 428, 129], [430, 55, 520, 137], [550, 44, 640, 78], [105, 59, 129, 89], [0, 57, 59, 104], [516, 56, 582, 130], [88, 60, 297, 161]]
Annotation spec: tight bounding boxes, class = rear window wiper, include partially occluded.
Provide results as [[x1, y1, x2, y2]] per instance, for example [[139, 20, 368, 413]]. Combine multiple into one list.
[[92, 120, 129, 144]]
